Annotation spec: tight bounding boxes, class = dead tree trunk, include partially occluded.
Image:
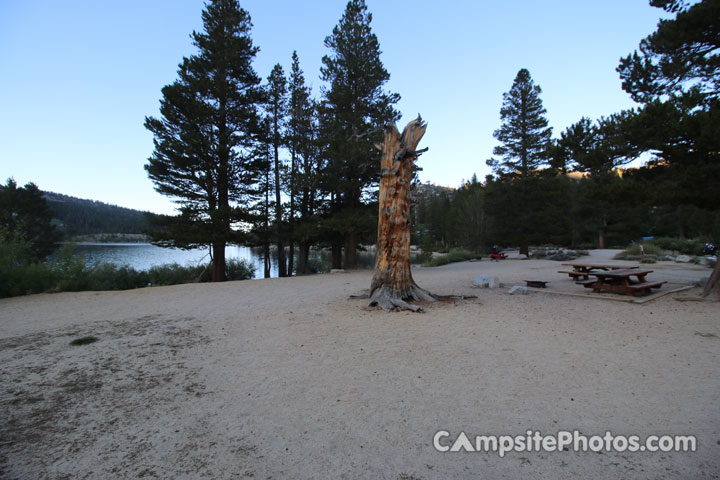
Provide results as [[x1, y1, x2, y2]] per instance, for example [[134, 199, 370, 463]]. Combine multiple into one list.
[[702, 260, 720, 297], [369, 116, 435, 311]]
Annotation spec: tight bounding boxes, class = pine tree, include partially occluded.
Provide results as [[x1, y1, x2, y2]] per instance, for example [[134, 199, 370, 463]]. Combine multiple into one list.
[[265, 64, 288, 277], [486, 68, 552, 255], [0, 178, 59, 262], [617, 0, 720, 296], [144, 0, 262, 282], [487, 68, 552, 178], [287, 51, 318, 275], [320, 0, 400, 269], [618, 0, 719, 106]]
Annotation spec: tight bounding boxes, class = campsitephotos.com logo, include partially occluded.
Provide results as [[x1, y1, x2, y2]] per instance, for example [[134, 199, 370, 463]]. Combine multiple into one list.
[[433, 430, 697, 457]]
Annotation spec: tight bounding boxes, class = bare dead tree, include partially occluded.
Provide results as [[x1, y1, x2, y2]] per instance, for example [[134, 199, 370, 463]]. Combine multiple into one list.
[[369, 116, 435, 311]]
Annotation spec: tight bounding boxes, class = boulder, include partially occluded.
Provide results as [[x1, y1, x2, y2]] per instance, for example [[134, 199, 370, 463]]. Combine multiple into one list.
[[675, 255, 693, 263], [473, 274, 500, 288]]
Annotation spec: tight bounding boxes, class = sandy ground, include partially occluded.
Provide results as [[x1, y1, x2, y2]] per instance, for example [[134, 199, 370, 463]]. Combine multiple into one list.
[[1, 250, 718, 479]]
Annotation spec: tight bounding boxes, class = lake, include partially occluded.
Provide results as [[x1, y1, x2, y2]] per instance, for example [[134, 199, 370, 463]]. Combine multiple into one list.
[[65, 243, 379, 279]]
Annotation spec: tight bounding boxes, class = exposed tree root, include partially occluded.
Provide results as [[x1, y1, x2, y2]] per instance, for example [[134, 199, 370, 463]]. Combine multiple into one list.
[[368, 283, 437, 312]]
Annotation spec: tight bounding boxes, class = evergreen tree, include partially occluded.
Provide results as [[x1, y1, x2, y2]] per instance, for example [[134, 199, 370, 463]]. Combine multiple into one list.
[[618, 0, 719, 106], [265, 64, 288, 277], [487, 68, 553, 178], [250, 116, 273, 278], [144, 0, 262, 282], [0, 178, 59, 262], [320, 0, 400, 269], [617, 0, 720, 295], [486, 68, 552, 255], [287, 51, 319, 275]]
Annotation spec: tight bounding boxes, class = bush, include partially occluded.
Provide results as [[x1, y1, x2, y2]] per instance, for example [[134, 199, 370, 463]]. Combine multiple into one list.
[[225, 258, 255, 281], [147, 263, 202, 286], [52, 245, 92, 292], [647, 237, 706, 256], [0, 250, 255, 298], [87, 263, 146, 290], [423, 248, 478, 267], [614, 243, 664, 260]]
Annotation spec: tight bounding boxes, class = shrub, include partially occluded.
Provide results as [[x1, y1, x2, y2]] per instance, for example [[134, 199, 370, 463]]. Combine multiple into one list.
[[225, 258, 255, 281], [423, 248, 477, 267], [86, 263, 145, 291], [548, 253, 574, 261], [147, 263, 202, 286], [647, 237, 706, 256], [614, 243, 663, 260], [0, 247, 255, 298], [52, 245, 91, 292]]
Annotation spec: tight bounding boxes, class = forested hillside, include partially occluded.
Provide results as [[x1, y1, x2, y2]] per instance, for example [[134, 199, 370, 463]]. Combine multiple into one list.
[[43, 191, 165, 239]]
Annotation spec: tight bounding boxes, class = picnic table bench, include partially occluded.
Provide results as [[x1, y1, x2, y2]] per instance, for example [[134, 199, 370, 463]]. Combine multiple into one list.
[[558, 263, 639, 280], [581, 269, 666, 297]]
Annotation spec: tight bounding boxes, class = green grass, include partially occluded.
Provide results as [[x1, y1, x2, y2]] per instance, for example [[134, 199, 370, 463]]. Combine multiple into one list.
[[69, 336, 99, 346]]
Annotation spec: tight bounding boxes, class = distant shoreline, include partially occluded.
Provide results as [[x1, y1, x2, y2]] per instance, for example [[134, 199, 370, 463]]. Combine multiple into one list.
[[59, 242, 154, 247]]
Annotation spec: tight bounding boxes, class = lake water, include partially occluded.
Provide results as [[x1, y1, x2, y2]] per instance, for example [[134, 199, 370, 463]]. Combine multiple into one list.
[[67, 243, 379, 279]]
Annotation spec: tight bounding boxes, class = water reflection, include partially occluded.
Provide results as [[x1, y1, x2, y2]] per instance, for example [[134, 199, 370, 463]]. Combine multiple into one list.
[[65, 243, 381, 279]]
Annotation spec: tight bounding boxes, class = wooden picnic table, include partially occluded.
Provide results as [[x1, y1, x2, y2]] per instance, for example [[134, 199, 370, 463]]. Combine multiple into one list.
[[579, 268, 666, 297], [558, 263, 639, 280]]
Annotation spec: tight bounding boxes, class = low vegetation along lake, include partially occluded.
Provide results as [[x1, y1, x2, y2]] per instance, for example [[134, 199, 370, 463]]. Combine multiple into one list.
[[66, 243, 378, 279]]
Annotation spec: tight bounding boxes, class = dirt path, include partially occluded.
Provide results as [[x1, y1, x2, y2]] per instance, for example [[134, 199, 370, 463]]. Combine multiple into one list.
[[1, 254, 718, 479]]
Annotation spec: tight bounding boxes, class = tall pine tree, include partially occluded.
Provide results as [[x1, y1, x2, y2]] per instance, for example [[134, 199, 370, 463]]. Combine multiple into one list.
[[287, 51, 317, 275], [320, 0, 400, 269], [265, 64, 288, 277], [486, 68, 552, 255], [144, 0, 262, 282], [487, 68, 552, 178]]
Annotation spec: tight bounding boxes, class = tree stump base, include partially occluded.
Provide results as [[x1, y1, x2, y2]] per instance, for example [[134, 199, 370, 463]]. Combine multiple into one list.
[[368, 283, 436, 312]]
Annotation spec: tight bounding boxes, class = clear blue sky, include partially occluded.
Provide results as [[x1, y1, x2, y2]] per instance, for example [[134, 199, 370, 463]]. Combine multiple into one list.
[[0, 1, 667, 215]]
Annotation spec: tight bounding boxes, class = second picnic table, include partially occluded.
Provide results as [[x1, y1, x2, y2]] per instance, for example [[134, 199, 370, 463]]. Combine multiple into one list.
[[558, 263, 639, 280], [579, 269, 666, 297]]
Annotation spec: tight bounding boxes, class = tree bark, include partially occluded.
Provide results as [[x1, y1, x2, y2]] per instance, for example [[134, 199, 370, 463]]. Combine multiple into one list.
[[288, 148, 297, 276], [273, 118, 286, 277], [212, 241, 226, 282], [297, 241, 310, 274], [331, 239, 342, 270], [702, 260, 720, 297], [345, 231, 358, 269], [263, 243, 271, 278], [369, 117, 435, 311]]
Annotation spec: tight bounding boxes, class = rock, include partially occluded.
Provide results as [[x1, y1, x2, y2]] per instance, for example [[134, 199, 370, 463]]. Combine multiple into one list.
[[330, 269, 345, 274], [508, 285, 528, 295], [675, 255, 693, 263], [472, 274, 500, 288], [506, 253, 529, 260]]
